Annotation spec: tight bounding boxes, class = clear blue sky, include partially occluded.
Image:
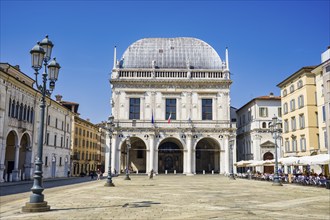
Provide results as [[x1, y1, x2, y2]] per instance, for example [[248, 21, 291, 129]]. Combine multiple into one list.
[[1, 0, 329, 123]]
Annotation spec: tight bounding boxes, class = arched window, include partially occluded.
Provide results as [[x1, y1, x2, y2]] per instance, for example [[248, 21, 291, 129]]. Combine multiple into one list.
[[262, 122, 267, 128], [19, 103, 23, 120], [8, 98, 11, 117], [297, 80, 303, 89], [27, 106, 30, 122], [11, 100, 15, 117], [15, 101, 19, 118], [30, 108, 34, 123], [23, 104, 27, 121]]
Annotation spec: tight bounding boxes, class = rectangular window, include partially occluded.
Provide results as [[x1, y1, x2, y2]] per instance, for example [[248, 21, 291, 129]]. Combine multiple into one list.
[[290, 99, 295, 112], [46, 133, 50, 145], [291, 117, 296, 131], [325, 131, 328, 149], [298, 95, 304, 108], [292, 138, 297, 152], [129, 98, 141, 120], [45, 156, 48, 166], [259, 107, 268, 117], [278, 107, 282, 117], [202, 99, 212, 120], [61, 137, 63, 147], [300, 136, 306, 151], [54, 135, 57, 146], [59, 157, 62, 166], [285, 139, 290, 152], [322, 106, 326, 121], [317, 134, 320, 149], [284, 120, 289, 133], [166, 98, 177, 120], [55, 118, 58, 128], [283, 103, 288, 114], [299, 114, 305, 129]]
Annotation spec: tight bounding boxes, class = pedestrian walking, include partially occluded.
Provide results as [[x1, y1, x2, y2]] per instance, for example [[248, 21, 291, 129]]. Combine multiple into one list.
[[97, 169, 101, 180]]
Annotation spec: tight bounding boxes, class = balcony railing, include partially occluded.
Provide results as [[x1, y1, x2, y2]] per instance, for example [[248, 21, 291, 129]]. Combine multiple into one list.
[[114, 120, 235, 129]]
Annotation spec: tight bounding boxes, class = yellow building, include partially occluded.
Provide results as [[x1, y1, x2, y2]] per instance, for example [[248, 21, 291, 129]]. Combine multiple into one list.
[[55, 96, 104, 176], [71, 117, 101, 176], [277, 66, 319, 157]]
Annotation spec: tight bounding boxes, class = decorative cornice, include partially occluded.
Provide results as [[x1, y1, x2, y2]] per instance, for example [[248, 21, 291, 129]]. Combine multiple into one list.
[[111, 78, 232, 89]]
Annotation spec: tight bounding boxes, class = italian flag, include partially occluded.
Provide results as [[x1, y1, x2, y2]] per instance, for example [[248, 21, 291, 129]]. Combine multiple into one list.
[[167, 113, 171, 124]]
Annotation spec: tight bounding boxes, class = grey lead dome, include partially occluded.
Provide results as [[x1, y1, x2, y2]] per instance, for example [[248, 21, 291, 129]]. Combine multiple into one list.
[[121, 37, 223, 69]]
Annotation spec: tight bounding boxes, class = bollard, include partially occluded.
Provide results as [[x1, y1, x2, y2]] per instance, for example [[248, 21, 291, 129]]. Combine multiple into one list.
[[165, 170, 168, 174], [136, 170, 139, 174], [203, 170, 205, 175], [174, 170, 176, 175], [212, 170, 214, 175], [9, 173, 12, 182]]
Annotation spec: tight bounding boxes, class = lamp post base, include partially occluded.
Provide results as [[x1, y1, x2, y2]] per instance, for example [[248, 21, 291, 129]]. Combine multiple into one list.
[[22, 201, 50, 212], [104, 182, 115, 187]]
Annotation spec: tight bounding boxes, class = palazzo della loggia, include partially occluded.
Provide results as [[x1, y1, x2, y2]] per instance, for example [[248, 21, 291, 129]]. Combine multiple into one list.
[[107, 37, 236, 175]]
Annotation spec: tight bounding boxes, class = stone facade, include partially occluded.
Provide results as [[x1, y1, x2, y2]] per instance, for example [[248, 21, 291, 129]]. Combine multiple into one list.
[[236, 94, 281, 172], [108, 38, 236, 175], [0, 63, 73, 182]]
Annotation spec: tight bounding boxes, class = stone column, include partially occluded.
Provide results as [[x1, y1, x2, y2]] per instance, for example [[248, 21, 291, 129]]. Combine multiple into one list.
[[232, 138, 237, 174], [149, 134, 155, 172], [0, 141, 5, 182], [24, 146, 33, 180], [12, 145, 20, 182], [115, 139, 121, 174], [186, 134, 193, 175], [224, 135, 229, 174], [111, 135, 117, 173]]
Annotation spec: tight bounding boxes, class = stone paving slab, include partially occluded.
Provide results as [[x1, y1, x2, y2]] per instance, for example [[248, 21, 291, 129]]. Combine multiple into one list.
[[0, 175, 329, 220]]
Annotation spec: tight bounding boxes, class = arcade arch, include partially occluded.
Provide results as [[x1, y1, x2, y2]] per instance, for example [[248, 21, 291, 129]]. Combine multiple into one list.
[[195, 138, 220, 173], [158, 138, 184, 173], [120, 137, 147, 173]]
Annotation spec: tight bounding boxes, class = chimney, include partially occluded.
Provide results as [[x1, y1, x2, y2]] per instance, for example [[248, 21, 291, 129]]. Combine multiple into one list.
[[86, 118, 90, 122], [269, 92, 274, 97], [55, 94, 63, 102]]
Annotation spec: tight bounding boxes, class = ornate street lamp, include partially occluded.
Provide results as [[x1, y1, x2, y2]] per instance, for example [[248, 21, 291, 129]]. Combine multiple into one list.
[[229, 138, 236, 180], [22, 35, 61, 212], [270, 116, 283, 186], [124, 136, 131, 180], [104, 115, 115, 187]]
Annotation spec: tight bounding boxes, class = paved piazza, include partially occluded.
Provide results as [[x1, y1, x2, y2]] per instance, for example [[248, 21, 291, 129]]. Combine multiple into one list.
[[0, 175, 329, 220]]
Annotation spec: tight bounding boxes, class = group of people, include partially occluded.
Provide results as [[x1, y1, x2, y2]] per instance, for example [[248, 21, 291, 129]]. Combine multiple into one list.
[[90, 169, 103, 180], [237, 170, 328, 187]]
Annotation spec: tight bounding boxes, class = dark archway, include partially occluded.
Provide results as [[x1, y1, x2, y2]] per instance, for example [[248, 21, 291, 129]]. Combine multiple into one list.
[[120, 137, 147, 174], [263, 152, 274, 173], [5, 131, 17, 181], [195, 138, 220, 173], [158, 138, 183, 173]]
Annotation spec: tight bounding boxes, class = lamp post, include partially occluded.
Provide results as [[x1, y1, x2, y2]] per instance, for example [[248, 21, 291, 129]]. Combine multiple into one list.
[[270, 116, 283, 186], [229, 138, 236, 180], [104, 115, 115, 187], [22, 35, 61, 212], [124, 136, 131, 180]]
